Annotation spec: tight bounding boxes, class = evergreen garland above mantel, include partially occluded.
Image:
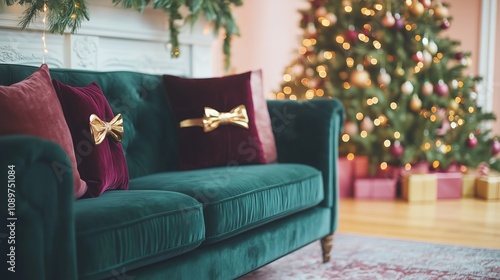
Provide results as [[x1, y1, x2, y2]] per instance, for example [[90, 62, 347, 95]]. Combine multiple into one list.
[[5, 0, 242, 69]]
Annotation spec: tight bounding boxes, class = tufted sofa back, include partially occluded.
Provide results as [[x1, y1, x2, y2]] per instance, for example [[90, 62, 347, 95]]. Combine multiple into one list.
[[0, 64, 179, 179]]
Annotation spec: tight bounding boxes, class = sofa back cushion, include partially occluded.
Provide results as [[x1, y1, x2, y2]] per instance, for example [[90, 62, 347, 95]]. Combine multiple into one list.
[[0, 64, 179, 179]]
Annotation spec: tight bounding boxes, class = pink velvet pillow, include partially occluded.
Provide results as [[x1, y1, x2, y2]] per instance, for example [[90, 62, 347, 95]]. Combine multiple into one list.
[[164, 71, 276, 170], [52, 80, 129, 198], [250, 70, 277, 163], [0, 64, 87, 198]]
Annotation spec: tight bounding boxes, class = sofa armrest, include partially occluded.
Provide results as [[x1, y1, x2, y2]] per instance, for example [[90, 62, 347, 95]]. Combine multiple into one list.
[[267, 99, 345, 229], [0, 135, 77, 280]]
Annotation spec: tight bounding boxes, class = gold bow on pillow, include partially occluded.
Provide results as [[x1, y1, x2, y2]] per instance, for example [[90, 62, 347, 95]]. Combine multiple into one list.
[[180, 105, 249, 133], [89, 114, 124, 145]]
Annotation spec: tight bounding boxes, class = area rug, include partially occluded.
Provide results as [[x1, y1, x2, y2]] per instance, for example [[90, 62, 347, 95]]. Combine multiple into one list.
[[240, 234, 500, 280]]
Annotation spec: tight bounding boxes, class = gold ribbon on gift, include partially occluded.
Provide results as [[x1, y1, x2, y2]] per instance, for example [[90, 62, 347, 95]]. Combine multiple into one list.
[[89, 114, 124, 145], [180, 105, 249, 133]]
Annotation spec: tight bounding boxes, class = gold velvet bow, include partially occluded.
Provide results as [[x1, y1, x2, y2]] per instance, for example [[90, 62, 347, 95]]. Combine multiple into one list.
[[180, 105, 249, 133], [89, 114, 124, 145]]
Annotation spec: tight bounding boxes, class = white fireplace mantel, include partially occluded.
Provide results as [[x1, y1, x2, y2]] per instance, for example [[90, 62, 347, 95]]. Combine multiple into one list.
[[0, 0, 216, 77]]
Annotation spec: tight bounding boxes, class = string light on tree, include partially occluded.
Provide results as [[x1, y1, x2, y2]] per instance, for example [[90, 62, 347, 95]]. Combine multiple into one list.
[[42, 2, 48, 63]]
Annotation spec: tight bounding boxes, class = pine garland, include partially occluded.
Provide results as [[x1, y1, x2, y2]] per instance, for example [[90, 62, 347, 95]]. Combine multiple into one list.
[[6, 0, 242, 69]]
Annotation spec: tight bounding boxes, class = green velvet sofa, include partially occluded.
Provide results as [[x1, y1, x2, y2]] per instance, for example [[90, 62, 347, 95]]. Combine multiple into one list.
[[0, 64, 345, 280]]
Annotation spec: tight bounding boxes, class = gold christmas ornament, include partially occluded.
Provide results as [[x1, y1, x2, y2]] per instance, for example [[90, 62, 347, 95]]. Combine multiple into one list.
[[449, 100, 459, 111], [350, 64, 371, 88], [394, 66, 405, 77], [421, 81, 434, 96], [433, 3, 449, 19], [409, 95, 422, 112], [410, 1, 425, 17]]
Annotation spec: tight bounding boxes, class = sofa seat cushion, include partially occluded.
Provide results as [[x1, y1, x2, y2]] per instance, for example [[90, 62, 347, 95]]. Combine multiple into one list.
[[75, 190, 205, 280], [129, 164, 324, 244]]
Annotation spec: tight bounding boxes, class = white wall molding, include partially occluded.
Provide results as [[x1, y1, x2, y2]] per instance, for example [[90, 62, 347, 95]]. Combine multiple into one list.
[[478, 0, 497, 119], [0, 0, 215, 77]]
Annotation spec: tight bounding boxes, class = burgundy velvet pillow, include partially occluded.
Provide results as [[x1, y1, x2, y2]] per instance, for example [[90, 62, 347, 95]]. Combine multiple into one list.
[[52, 80, 129, 198], [0, 64, 88, 198], [164, 71, 274, 170]]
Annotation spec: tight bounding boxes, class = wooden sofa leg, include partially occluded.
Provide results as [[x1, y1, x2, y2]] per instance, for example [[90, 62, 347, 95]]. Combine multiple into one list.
[[320, 233, 334, 263]]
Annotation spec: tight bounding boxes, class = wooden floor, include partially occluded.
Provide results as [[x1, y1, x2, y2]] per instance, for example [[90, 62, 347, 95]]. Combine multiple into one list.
[[337, 198, 500, 249]]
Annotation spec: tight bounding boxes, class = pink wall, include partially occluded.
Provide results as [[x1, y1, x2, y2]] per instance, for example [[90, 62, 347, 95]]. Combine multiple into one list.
[[220, 0, 500, 135], [214, 0, 307, 94]]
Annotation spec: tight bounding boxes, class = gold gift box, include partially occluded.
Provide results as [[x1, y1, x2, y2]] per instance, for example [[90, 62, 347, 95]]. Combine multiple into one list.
[[462, 174, 476, 197], [401, 174, 437, 203], [476, 176, 500, 200]]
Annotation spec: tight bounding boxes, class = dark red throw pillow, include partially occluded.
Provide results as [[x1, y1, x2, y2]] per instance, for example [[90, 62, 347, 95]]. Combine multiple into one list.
[[163, 71, 267, 170], [52, 80, 129, 198]]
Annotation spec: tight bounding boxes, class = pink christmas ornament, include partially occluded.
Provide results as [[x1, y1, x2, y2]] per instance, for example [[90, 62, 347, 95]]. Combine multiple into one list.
[[435, 80, 449, 96], [345, 26, 358, 42], [433, 3, 450, 19], [466, 134, 478, 148], [344, 121, 359, 136], [326, 13, 337, 25], [455, 52, 464, 60], [315, 6, 327, 17], [441, 19, 451, 29], [361, 117, 374, 132], [382, 12, 395, 28], [393, 13, 404, 30], [492, 139, 500, 155], [391, 141, 404, 157], [420, 0, 431, 9], [377, 68, 391, 87]]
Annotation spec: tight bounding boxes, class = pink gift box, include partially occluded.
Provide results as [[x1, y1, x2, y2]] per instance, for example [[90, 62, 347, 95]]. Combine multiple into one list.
[[338, 157, 354, 197], [399, 162, 430, 177], [435, 172, 462, 198], [338, 156, 369, 198], [353, 156, 369, 178], [354, 178, 397, 199]]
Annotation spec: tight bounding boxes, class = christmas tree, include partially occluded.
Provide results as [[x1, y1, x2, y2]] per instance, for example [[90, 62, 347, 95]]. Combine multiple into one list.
[[274, 0, 500, 174]]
